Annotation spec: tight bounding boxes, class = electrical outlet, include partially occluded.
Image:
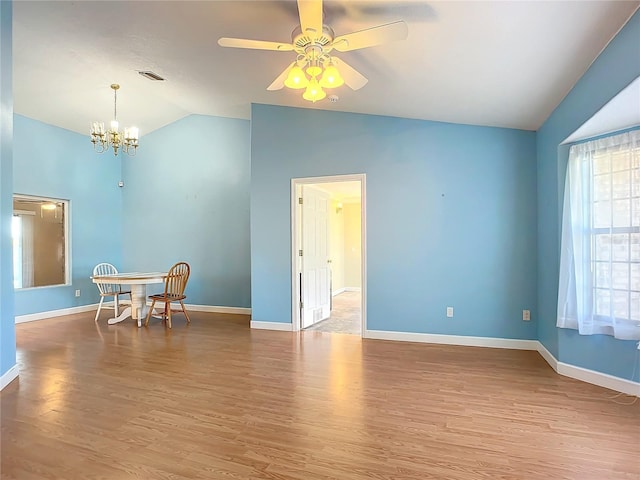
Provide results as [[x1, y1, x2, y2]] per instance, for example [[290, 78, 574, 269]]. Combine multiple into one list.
[[522, 309, 531, 321], [446, 307, 454, 318], [75, 289, 80, 297]]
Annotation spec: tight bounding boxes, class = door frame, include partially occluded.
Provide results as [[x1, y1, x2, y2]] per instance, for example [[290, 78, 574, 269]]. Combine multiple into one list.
[[290, 173, 367, 335]]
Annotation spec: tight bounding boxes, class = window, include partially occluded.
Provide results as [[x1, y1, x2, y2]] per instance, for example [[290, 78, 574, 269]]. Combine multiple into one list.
[[591, 145, 640, 325], [557, 130, 640, 340], [12, 195, 69, 289]]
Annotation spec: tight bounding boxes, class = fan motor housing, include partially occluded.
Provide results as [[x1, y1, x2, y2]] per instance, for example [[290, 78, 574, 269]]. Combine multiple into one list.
[[291, 25, 335, 56]]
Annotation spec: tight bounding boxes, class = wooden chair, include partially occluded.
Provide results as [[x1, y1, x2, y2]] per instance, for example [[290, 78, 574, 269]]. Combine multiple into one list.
[[93, 263, 131, 322], [144, 262, 191, 328]]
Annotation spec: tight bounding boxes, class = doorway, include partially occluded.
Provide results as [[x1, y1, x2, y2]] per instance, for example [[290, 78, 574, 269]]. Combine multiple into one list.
[[291, 174, 366, 335]]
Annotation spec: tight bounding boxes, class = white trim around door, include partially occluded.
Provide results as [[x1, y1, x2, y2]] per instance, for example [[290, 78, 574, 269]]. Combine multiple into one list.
[[291, 174, 367, 335]]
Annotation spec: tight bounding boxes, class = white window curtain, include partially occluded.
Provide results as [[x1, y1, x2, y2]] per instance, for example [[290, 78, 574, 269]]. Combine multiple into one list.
[[557, 130, 640, 340]]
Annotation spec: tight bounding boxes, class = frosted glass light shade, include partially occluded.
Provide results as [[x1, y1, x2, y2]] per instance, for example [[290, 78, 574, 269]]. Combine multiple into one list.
[[319, 65, 344, 88], [284, 66, 309, 89], [302, 78, 326, 103]]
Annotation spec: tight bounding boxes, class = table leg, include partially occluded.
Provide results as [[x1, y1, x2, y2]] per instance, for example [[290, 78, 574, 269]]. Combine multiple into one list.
[[130, 284, 148, 328], [107, 307, 132, 325], [107, 284, 148, 327]]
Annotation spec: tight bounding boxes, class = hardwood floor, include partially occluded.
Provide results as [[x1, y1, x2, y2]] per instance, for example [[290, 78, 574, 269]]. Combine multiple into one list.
[[1, 312, 639, 479]]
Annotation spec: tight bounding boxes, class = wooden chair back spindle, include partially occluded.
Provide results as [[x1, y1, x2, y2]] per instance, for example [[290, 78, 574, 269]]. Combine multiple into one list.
[[164, 262, 190, 297]]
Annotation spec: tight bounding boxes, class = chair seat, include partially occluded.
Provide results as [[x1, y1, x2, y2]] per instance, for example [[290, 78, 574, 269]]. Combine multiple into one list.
[[149, 293, 186, 301]]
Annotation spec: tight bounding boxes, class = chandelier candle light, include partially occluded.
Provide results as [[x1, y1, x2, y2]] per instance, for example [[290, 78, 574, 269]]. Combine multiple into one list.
[[90, 84, 139, 156]]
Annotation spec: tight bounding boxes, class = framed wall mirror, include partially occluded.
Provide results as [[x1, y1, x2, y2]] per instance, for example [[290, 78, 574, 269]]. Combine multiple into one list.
[[12, 194, 70, 289]]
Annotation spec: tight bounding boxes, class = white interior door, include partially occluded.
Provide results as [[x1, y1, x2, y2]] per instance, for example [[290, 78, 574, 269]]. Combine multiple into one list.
[[301, 185, 331, 328]]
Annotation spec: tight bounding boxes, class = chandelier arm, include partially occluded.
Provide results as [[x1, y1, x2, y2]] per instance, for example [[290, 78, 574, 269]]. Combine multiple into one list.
[[92, 142, 107, 154]]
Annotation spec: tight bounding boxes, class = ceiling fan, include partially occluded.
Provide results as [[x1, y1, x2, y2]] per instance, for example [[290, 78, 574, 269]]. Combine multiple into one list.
[[217, 0, 408, 102]]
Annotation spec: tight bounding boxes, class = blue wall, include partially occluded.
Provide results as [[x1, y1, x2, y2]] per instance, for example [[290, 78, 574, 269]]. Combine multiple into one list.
[[10, 113, 251, 315], [251, 104, 538, 340], [13, 115, 122, 315], [0, 0, 16, 378], [121, 114, 251, 308], [537, 10, 640, 380]]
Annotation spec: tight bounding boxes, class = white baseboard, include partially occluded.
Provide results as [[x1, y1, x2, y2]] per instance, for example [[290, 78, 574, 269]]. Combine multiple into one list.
[[365, 330, 639, 396], [15, 302, 250, 324], [0, 364, 19, 391], [184, 304, 251, 315], [536, 342, 558, 372], [536, 342, 639, 397], [15, 304, 100, 323], [250, 321, 293, 331], [332, 287, 360, 296], [365, 329, 539, 350]]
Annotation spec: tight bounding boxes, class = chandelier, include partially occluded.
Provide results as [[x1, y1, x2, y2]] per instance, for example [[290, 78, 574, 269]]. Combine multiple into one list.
[[90, 84, 139, 156], [284, 48, 344, 103]]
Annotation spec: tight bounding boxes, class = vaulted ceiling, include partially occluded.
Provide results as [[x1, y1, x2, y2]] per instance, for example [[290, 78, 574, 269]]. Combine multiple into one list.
[[12, 1, 640, 137]]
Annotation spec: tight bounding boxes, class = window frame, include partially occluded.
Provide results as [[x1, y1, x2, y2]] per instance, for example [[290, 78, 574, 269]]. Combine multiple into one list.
[[12, 194, 71, 290]]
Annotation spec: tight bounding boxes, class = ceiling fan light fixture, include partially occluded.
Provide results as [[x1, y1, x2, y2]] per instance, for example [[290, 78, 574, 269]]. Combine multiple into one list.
[[302, 77, 326, 103], [319, 64, 344, 88], [217, 0, 408, 100], [284, 65, 309, 89]]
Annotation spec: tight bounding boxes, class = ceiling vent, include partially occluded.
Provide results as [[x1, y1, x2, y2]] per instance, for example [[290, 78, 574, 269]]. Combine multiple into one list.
[[138, 71, 165, 81]]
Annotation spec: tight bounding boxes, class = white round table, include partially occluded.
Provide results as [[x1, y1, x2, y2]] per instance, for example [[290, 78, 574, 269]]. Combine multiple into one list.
[[91, 272, 167, 327]]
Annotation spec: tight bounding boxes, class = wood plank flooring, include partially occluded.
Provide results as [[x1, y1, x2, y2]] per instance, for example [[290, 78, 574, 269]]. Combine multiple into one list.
[[1, 311, 639, 479]]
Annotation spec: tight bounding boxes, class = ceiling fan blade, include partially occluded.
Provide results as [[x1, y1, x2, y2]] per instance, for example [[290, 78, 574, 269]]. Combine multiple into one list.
[[332, 57, 368, 91], [332, 21, 408, 52], [218, 37, 293, 52], [267, 62, 296, 91], [297, 0, 323, 39]]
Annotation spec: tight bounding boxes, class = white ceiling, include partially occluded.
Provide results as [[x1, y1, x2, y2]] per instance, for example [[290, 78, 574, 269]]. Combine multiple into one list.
[[12, 1, 640, 138]]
